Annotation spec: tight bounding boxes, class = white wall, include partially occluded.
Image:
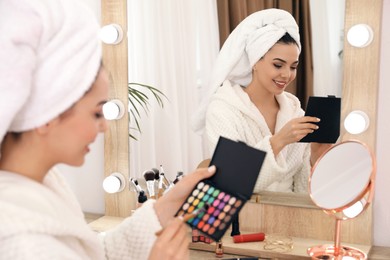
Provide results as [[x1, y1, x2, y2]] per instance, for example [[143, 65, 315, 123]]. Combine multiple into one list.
[[59, 0, 105, 214], [373, 0, 390, 247], [62, 0, 390, 246]]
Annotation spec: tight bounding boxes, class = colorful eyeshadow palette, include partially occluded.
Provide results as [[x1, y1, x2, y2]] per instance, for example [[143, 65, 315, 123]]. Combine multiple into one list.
[[176, 136, 266, 241]]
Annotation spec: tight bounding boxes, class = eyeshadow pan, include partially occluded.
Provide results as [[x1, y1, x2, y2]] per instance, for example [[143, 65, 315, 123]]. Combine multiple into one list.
[[217, 202, 225, 210], [213, 209, 221, 217], [192, 189, 199, 196], [229, 197, 236, 205], [187, 196, 194, 203], [193, 199, 200, 206], [197, 182, 204, 189]]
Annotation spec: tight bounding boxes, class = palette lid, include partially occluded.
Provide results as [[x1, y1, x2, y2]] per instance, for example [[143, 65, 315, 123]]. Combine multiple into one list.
[[208, 136, 266, 199], [299, 95, 341, 143]]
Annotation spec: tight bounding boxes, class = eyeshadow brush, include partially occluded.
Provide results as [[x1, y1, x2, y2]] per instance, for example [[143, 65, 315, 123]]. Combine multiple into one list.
[[155, 204, 209, 236]]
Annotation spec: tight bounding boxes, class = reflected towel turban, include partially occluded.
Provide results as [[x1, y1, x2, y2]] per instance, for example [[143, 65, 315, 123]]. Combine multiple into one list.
[[191, 8, 301, 134]]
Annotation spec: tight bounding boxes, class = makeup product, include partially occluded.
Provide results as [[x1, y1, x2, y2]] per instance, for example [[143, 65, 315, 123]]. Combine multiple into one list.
[[155, 206, 208, 236], [143, 170, 156, 199], [192, 228, 200, 242], [299, 95, 341, 143], [137, 190, 148, 208], [152, 168, 161, 198], [173, 171, 184, 184], [159, 165, 171, 189], [215, 240, 224, 258], [130, 178, 143, 193], [175, 136, 266, 241], [230, 214, 240, 236], [233, 232, 265, 243]]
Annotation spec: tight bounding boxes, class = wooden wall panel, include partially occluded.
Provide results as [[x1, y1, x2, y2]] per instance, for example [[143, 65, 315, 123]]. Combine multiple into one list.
[[102, 0, 135, 217]]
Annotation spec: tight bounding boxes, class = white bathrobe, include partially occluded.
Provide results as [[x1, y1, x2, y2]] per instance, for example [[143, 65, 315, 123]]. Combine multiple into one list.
[[0, 168, 161, 260], [205, 80, 311, 193]]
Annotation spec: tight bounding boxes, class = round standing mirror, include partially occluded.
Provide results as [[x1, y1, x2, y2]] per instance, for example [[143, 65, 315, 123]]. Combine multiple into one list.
[[307, 140, 376, 259]]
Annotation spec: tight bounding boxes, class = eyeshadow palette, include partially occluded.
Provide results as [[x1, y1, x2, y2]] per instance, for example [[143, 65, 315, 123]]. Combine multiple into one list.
[[176, 136, 266, 241], [176, 181, 244, 240]]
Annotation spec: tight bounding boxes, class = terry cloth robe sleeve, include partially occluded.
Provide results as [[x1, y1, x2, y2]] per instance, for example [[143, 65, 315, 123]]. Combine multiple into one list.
[[0, 168, 162, 260], [101, 200, 162, 260], [205, 81, 311, 193]]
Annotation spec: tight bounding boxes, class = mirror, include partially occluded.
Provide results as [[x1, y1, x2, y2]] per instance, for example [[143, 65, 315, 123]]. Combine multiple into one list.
[[102, 0, 382, 250], [125, 1, 345, 193], [307, 140, 376, 259]]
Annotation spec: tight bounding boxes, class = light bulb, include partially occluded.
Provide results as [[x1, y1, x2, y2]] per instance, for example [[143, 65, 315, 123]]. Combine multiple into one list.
[[99, 24, 123, 45], [344, 110, 370, 134], [103, 173, 125, 193], [343, 200, 365, 219], [103, 99, 125, 120], [347, 24, 373, 48]]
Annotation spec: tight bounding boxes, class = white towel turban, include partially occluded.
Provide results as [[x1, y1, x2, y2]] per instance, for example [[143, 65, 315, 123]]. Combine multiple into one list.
[[191, 8, 301, 134], [0, 0, 101, 146]]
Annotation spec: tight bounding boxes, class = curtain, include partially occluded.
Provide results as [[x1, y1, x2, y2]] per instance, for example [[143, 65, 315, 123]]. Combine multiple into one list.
[[216, 0, 313, 108], [127, 0, 219, 180]]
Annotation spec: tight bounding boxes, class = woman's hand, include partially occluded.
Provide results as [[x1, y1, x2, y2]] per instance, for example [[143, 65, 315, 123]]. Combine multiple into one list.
[[148, 218, 190, 260], [310, 142, 333, 166], [154, 166, 216, 230], [270, 116, 320, 156]]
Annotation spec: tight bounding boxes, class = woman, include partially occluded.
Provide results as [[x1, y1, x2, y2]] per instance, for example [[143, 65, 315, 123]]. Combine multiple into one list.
[[192, 9, 327, 193], [0, 0, 215, 259]]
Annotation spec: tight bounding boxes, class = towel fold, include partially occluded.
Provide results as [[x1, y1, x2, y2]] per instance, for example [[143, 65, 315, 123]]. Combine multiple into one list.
[[0, 0, 101, 146], [191, 8, 301, 134]]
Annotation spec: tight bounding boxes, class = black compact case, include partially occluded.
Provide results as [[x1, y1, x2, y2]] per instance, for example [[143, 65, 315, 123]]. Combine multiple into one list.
[[175, 136, 266, 241], [300, 95, 341, 143]]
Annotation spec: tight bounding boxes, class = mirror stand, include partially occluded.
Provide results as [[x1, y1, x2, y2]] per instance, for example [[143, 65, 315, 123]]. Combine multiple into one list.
[[308, 218, 367, 259]]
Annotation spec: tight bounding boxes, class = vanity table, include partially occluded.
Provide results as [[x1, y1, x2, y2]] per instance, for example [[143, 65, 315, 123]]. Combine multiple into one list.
[[85, 212, 389, 259]]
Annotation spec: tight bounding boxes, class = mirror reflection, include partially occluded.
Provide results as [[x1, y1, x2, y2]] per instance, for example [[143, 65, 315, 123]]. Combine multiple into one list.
[[127, 1, 345, 197], [309, 141, 374, 210]]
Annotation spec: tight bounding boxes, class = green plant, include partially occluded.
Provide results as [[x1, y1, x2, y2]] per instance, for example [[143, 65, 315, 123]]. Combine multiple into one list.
[[128, 82, 167, 140]]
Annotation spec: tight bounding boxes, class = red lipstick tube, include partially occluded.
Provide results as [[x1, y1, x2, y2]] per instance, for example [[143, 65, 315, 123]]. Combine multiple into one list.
[[233, 232, 265, 243]]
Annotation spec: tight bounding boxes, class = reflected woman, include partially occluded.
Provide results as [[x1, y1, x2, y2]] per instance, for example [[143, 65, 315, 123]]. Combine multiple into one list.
[[192, 9, 327, 193]]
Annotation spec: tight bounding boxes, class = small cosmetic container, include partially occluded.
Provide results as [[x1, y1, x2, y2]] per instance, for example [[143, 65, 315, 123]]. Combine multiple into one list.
[[215, 240, 223, 258], [192, 228, 199, 242]]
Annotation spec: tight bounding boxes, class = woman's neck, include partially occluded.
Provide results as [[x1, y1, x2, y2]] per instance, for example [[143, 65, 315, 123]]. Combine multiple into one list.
[[0, 135, 53, 183]]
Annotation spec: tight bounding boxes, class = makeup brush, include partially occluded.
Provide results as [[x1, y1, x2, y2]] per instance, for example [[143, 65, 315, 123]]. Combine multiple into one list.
[[155, 204, 210, 236], [159, 165, 171, 188], [130, 178, 143, 193], [152, 167, 165, 198], [173, 171, 184, 184], [143, 170, 156, 199], [137, 190, 148, 208]]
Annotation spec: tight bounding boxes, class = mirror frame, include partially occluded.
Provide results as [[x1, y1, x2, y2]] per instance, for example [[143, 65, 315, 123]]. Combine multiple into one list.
[[101, 0, 382, 246]]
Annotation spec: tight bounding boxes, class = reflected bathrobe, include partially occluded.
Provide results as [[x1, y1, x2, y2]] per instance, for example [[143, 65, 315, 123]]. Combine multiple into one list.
[[205, 80, 311, 193], [0, 168, 161, 260]]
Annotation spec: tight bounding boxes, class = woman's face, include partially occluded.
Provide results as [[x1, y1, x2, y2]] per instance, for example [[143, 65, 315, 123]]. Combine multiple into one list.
[[252, 43, 299, 95], [49, 68, 109, 166]]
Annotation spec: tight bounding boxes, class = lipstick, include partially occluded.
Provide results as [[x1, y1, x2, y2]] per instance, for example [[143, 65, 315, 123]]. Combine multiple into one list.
[[233, 232, 265, 243]]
